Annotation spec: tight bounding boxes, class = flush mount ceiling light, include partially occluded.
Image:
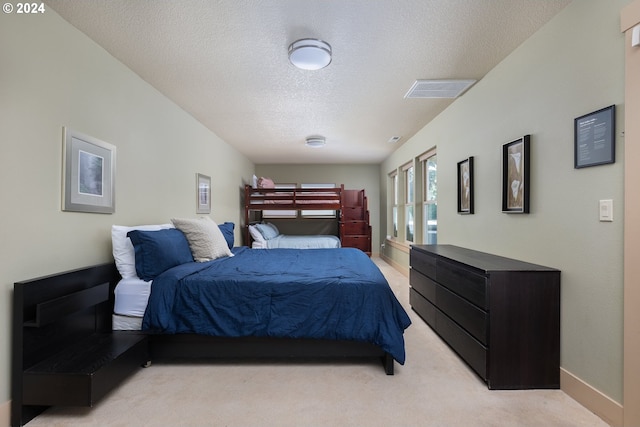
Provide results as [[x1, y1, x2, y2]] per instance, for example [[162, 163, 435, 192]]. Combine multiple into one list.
[[305, 136, 326, 148], [288, 38, 332, 71], [404, 79, 477, 99]]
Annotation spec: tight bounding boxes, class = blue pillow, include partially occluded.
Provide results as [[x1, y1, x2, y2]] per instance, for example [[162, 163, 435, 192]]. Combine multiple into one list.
[[218, 222, 234, 249], [127, 228, 193, 281], [255, 222, 279, 240]]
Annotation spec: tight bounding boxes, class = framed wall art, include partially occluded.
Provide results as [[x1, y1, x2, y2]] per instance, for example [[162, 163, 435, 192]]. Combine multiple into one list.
[[457, 156, 474, 214], [62, 127, 116, 213], [502, 135, 530, 214], [196, 173, 211, 214], [574, 105, 615, 168]]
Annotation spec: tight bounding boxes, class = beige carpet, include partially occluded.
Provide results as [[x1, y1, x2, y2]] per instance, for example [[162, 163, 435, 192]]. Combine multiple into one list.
[[27, 258, 608, 427]]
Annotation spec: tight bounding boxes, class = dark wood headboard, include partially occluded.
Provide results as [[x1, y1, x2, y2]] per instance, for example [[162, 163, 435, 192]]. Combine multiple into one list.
[[11, 263, 121, 426]]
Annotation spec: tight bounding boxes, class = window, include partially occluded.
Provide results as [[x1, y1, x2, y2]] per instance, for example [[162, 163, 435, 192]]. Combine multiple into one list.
[[389, 171, 398, 238], [403, 163, 414, 242], [420, 150, 437, 244]]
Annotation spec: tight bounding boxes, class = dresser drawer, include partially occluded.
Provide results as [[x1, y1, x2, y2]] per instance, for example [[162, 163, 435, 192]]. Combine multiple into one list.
[[341, 235, 370, 251], [410, 268, 436, 303], [436, 284, 488, 345], [412, 268, 487, 344], [409, 288, 436, 327], [410, 249, 436, 279], [342, 207, 363, 220], [340, 221, 368, 235], [437, 259, 488, 309], [436, 310, 487, 380]]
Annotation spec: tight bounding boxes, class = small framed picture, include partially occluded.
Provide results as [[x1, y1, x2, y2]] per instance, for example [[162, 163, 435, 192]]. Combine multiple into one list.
[[457, 157, 474, 214], [196, 173, 211, 214], [502, 135, 530, 214], [574, 105, 615, 168], [62, 127, 116, 214]]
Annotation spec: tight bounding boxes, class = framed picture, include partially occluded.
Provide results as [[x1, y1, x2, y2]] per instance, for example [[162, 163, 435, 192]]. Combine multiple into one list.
[[62, 127, 116, 213], [574, 105, 615, 168], [457, 156, 474, 214], [502, 135, 530, 214], [196, 173, 211, 214]]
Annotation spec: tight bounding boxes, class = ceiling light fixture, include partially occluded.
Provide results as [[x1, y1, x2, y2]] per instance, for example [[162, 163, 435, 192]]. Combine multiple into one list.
[[288, 38, 332, 71], [305, 136, 326, 148]]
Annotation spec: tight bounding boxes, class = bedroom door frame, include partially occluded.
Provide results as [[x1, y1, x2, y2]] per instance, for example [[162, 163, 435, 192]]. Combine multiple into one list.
[[621, 2, 640, 426]]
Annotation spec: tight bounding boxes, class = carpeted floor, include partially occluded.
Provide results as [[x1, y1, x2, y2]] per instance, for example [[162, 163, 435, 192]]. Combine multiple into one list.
[[26, 258, 608, 427]]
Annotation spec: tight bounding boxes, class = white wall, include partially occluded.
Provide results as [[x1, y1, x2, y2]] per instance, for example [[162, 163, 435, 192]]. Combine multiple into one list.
[[0, 8, 254, 418], [381, 0, 627, 404]]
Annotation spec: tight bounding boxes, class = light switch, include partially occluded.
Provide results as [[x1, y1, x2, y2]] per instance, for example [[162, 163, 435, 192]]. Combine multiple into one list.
[[599, 199, 613, 222]]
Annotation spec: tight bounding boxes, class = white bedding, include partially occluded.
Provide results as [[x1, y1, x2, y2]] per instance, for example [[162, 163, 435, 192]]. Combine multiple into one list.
[[256, 234, 341, 249], [114, 277, 151, 317], [249, 223, 341, 249]]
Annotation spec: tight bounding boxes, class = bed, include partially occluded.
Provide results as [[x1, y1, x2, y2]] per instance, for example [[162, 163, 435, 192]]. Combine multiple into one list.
[[11, 219, 409, 426], [248, 222, 341, 249], [112, 218, 411, 372], [244, 183, 373, 254], [244, 183, 345, 247]]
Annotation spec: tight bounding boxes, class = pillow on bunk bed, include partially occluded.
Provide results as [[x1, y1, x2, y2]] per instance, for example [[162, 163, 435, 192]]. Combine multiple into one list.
[[112, 223, 174, 279], [218, 221, 235, 249], [127, 228, 194, 281], [248, 224, 266, 243], [257, 177, 275, 189], [255, 222, 280, 240], [171, 217, 234, 262]]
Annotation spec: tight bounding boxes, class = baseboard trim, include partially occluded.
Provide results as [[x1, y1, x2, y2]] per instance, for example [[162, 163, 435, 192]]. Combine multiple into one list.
[[0, 399, 10, 427], [381, 254, 409, 276], [561, 368, 622, 426]]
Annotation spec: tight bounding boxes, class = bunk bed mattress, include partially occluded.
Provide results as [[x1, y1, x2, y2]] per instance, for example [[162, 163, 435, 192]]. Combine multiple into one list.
[[250, 193, 340, 205], [142, 247, 411, 363], [259, 234, 341, 249]]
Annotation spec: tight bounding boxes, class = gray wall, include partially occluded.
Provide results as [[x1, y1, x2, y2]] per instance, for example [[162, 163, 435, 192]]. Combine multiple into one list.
[[0, 10, 254, 411], [381, 0, 627, 403]]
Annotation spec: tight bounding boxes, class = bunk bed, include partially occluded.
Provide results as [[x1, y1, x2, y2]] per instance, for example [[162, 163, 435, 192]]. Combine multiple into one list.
[[244, 184, 372, 254]]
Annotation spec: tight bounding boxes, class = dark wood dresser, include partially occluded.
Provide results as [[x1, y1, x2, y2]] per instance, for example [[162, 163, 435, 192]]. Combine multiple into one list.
[[409, 244, 560, 389]]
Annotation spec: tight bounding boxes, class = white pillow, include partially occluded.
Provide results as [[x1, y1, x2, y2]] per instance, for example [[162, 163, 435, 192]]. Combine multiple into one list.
[[111, 223, 174, 279], [171, 217, 234, 262], [248, 224, 266, 243]]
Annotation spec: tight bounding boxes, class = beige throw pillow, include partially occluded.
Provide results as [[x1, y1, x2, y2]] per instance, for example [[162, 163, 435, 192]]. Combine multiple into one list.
[[171, 217, 234, 262]]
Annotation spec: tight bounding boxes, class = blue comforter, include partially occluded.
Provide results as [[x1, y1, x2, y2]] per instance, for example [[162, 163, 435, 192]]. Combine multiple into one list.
[[142, 247, 411, 363]]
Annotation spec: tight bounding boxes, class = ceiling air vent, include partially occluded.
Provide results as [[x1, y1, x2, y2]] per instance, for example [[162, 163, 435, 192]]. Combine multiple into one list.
[[404, 79, 477, 99]]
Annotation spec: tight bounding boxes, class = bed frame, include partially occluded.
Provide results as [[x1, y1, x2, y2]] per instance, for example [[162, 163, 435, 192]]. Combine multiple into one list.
[[244, 184, 372, 254], [11, 263, 148, 427], [12, 262, 394, 426], [244, 184, 344, 243]]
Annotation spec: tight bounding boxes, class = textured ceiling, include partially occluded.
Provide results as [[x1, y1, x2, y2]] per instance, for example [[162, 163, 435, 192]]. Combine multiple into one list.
[[45, 0, 570, 164]]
